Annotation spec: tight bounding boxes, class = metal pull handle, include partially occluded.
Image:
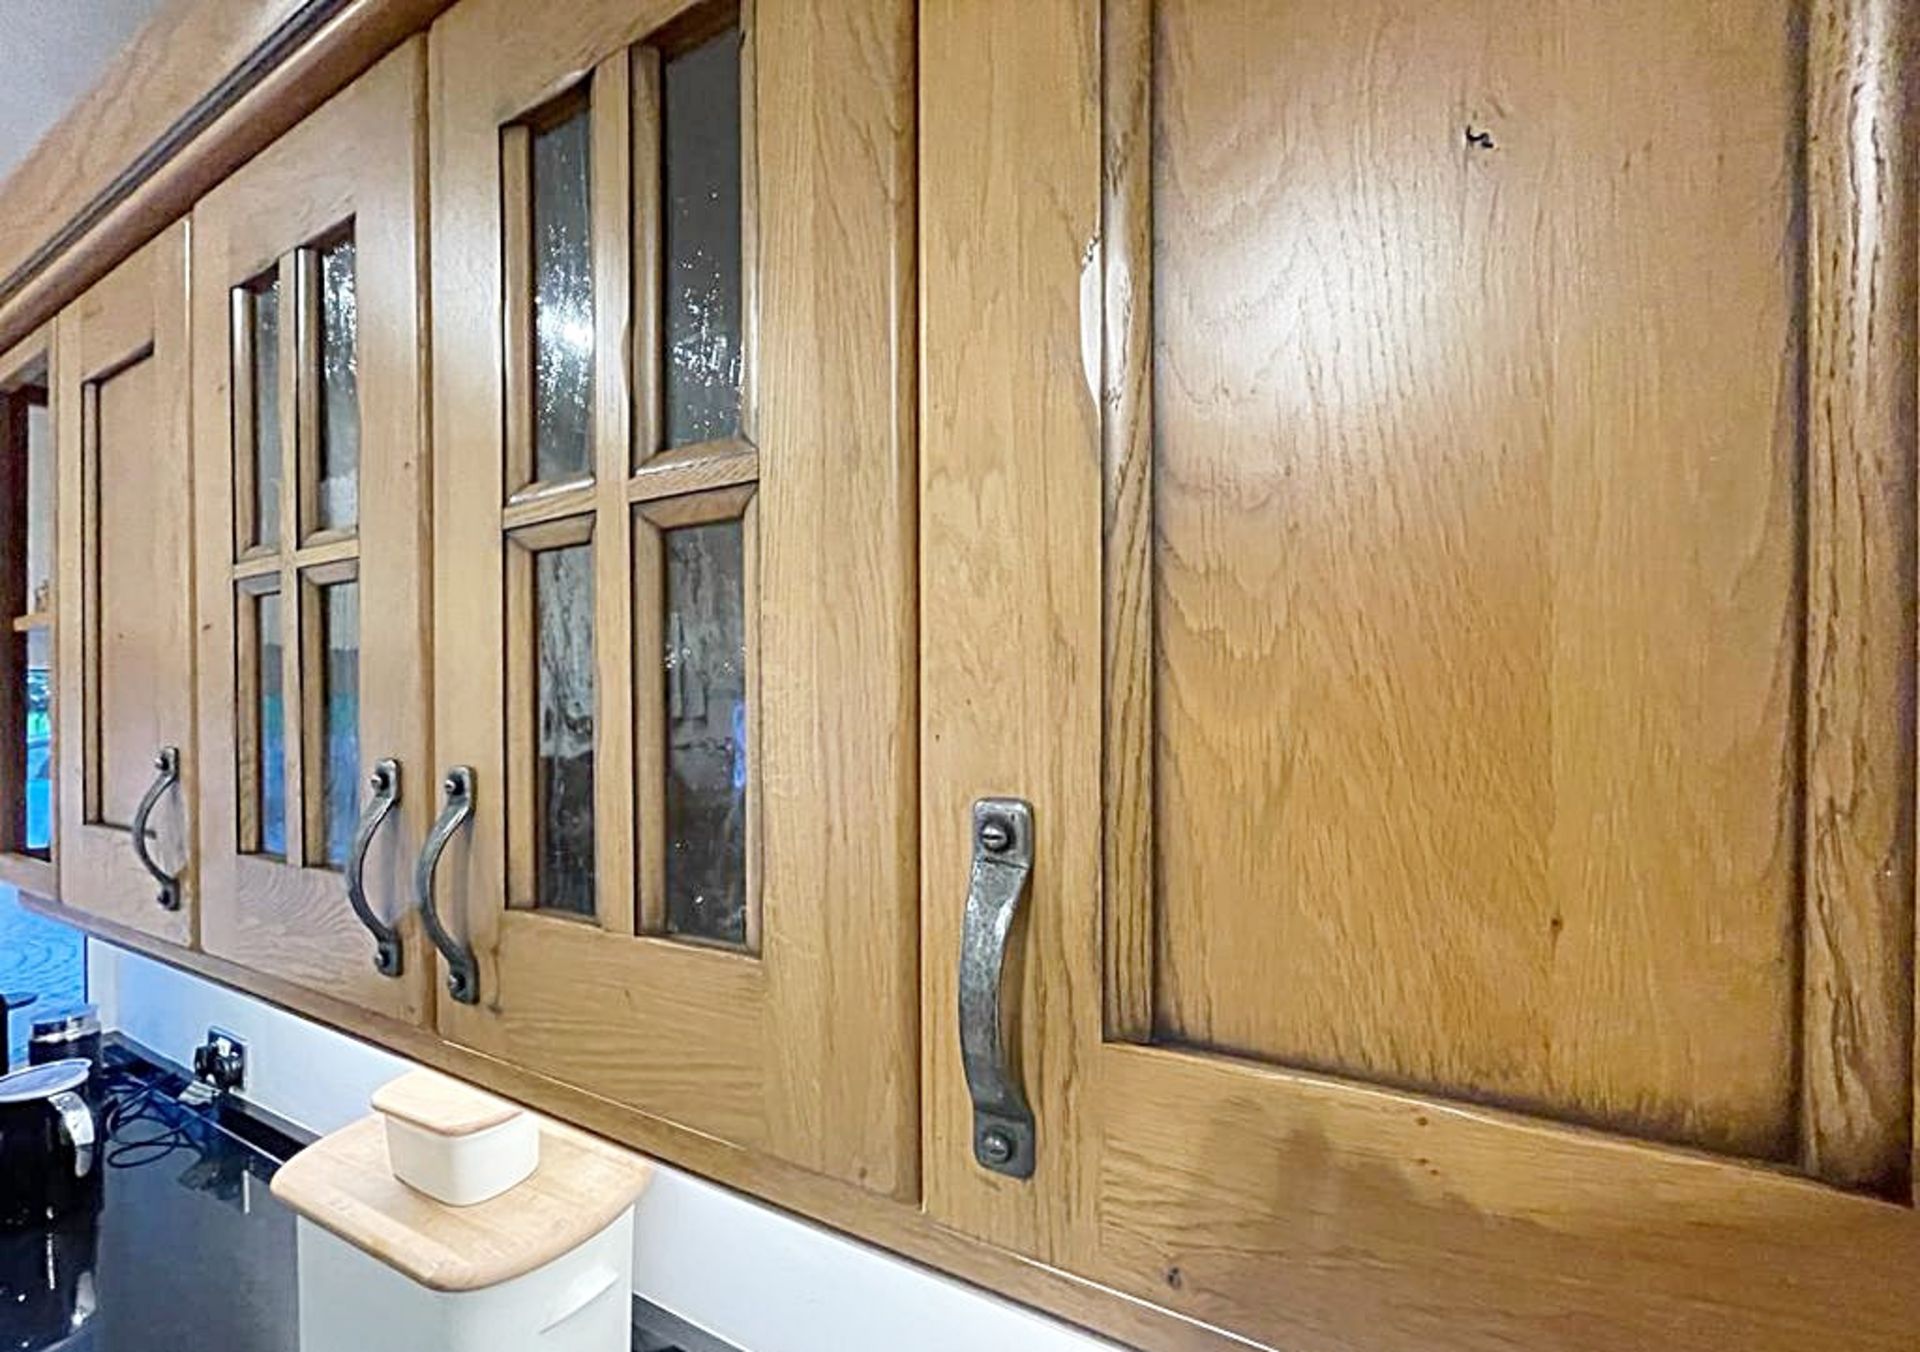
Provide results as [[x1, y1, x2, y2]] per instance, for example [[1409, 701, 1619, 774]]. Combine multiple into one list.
[[415, 766, 479, 1005], [129, 746, 182, 911], [51, 1089, 95, 1180], [345, 758, 405, 978], [959, 797, 1036, 1178]]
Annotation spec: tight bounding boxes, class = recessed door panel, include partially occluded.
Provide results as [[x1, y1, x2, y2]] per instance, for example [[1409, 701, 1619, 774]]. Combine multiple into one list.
[[1148, 0, 1810, 1166]]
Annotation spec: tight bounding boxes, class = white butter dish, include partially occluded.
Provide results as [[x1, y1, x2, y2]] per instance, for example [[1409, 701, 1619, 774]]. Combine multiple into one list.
[[371, 1068, 540, 1206]]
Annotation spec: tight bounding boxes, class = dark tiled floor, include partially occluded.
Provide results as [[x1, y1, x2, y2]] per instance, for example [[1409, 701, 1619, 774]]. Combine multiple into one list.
[[0, 883, 85, 1063]]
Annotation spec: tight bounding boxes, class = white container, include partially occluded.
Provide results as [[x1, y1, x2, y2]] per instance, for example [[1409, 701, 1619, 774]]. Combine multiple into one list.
[[293, 1208, 634, 1352], [372, 1068, 539, 1206], [272, 1074, 652, 1352]]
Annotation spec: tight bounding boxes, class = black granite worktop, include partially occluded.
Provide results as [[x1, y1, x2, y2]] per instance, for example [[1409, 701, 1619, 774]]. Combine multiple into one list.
[[0, 1042, 732, 1352], [0, 1043, 300, 1352]]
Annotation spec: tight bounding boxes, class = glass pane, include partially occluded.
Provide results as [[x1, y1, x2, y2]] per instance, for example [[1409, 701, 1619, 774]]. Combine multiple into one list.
[[317, 580, 360, 869], [531, 107, 594, 483], [535, 543, 595, 914], [23, 625, 49, 856], [662, 28, 744, 448], [245, 276, 282, 548], [24, 398, 50, 613], [254, 590, 286, 858], [317, 234, 360, 532], [663, 518, 747, 944]]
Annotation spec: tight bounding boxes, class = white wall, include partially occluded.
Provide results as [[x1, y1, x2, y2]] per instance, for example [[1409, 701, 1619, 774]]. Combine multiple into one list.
[[89, 942, 1123, 1352]]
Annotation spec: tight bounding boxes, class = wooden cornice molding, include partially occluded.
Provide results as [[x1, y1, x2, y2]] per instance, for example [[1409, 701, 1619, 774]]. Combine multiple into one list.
[[0, 0, 454, 353]]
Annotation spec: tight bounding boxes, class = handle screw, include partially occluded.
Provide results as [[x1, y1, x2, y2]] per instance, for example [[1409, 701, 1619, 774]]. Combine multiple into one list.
[[979, 818, 1015, 854], [979, 1129, 1016, 1166]]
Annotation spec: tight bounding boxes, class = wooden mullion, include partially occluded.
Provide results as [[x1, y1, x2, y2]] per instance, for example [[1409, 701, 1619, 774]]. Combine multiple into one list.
[[591, 48, 637, 935], [633, 480, 754, 531], [627, 439, 757, 504]]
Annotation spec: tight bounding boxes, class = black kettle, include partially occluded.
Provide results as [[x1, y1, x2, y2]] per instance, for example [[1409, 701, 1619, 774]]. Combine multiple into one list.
[[0, 1058, 98, 1231]]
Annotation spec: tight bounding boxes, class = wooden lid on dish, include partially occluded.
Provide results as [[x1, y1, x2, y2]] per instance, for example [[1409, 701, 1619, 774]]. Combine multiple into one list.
[[269, 1115, 653, 1291], [371, 1068, 521, 1137]]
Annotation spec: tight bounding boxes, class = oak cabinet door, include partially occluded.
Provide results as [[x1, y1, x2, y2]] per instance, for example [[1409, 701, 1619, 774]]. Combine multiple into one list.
[[922, 3, 1920, 1350], [54, 222, 195, 944], [190, 42, 432, 1023], [428, 0, 916, 1194]]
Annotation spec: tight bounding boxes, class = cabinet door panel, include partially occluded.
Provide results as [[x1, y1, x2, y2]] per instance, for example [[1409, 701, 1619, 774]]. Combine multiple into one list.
[[431, 0, 915, 1195], [191, 41, 432, 1023], [55, 222, 195, 944], [923, 1, 1920, 1349]]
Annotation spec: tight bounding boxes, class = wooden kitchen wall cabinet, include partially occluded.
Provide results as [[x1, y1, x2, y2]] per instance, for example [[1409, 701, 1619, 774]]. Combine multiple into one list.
[[0, 326, 57, 898], [922, 1, 1920, 1350], [189, 40, 433, 1024], [428, 0, 916, 1194], [53, 221, 195, 945]]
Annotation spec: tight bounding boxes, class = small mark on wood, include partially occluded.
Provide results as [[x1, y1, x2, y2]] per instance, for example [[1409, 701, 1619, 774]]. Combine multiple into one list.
[[1165, 1266, 1184, 1291], [1464, 125, 1497, 151]]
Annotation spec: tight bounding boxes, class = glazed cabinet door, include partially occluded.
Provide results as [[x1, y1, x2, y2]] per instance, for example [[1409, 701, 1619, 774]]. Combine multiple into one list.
[[0, 326, 58, 900], [54, 222, 195, 944], [429, 0, 915, 1193], [190, 42, 432, 1023], [923, 3, 1920, 1350]]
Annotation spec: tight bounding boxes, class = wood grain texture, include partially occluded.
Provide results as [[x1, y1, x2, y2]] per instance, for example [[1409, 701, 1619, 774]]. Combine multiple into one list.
[[189, 41, 433, 1027], [430, 0, 918, 1197], [1142, 0, 1818, 1164], [0, 0, 459, 355], [54, 221, 194, 945], [1799, 0, 1918, 1192], [920, 0, 1105, 1264], [270, 1113, 651, 1291], [1101, 0, 1155, 1043], [923, 0, 1920, 1349]]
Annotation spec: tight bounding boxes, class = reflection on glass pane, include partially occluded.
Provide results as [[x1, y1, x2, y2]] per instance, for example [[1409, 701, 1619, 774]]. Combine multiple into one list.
[[536, 544, 595, 914], [663, 518, 747, 945], [246, 276, 282, 548], [317, 234, 360, 532], [662, 28, 743, 448], [23, 625, 49, 856], [25, 400, 51, 614], [256, 590, 286, 858], [532, 107, 594, 483], [318, 581, 360, 869]]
